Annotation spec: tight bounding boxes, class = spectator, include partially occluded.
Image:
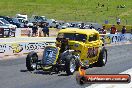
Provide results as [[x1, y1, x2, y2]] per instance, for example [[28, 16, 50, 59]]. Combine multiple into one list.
[[121, 26, 126, 34], [42, 23, 49, 37], [102, 26, 106, 34], [117, 18, 121, 25], [32, 24, 38, 37], [24, 21, 28, 28], [100, 26, 106, 34], [89, 24, 94, 29], [56, 23, 59, 29], [105, 20, 108, 24], [110, 25, 117, 34]]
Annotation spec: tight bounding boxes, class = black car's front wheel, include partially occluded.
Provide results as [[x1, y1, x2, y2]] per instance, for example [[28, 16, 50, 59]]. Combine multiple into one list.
[[26, 51, 38, 71]]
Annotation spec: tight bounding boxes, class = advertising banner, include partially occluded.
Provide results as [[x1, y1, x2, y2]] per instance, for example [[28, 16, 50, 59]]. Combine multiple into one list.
[[103, 33, 132, 44], [15, 28, 32, 37], [0, 37, 56, 57]]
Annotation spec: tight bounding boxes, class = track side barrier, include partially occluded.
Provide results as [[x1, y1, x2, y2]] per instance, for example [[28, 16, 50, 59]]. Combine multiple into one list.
[[100, 33, 132, 44], [15, 28, 47, 37], [0, 34, 132, 58], [15, 28, 32, 37], [0, 37, 56, 58]]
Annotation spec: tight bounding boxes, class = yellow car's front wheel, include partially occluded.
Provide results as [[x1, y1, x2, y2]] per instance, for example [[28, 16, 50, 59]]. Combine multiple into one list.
[[65, 55, 76, 75], [26, 51, 38, 71]]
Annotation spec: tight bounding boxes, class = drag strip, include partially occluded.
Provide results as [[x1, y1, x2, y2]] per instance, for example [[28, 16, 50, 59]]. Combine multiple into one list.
[[0, 44, 132, 88]]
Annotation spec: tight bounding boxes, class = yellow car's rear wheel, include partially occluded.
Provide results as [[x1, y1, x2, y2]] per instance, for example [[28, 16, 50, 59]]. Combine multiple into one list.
[[94, 48, 107, 67]]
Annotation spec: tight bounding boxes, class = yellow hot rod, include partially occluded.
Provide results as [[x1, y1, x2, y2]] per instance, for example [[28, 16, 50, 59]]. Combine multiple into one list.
[[26, 28, 107, 75]]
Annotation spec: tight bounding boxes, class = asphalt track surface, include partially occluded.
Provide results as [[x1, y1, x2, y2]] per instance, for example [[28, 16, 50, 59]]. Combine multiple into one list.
[[0, 44, 132, 88]]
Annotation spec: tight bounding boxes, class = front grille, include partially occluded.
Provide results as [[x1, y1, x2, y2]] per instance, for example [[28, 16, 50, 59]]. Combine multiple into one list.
[[42, 47, 59, 65]]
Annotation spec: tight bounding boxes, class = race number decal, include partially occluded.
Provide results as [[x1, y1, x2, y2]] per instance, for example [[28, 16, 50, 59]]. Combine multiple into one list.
[[46, 50, 54, 58], [87, 47, 98, 58], [87, 48, 93, 58], [93, 47, 98, 57]]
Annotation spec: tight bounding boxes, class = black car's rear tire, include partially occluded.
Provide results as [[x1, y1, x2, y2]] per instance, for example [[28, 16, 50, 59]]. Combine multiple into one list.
[[26, 51, 38, 71], [65, 55, 76, 75], [94, 47, 107, 67]]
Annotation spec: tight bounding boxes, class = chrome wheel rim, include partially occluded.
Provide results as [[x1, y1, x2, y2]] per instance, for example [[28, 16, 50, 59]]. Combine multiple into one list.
[[31, 57, 37, 69], [103, 51, 106, 64], [70, 58, 76, 73]]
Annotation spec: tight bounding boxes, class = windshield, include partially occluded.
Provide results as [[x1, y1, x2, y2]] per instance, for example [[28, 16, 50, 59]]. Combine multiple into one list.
[[41, 16, 47, 21], [34, 16, 45, 21], [57, 33, 87, 42], [0, 21, 3, 25], [17, 19, 24, 23], [13, 18, 20, 23], [0, 19, 10, 24]]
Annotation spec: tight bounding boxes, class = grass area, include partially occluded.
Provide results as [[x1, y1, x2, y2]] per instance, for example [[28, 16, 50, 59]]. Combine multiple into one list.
[[0, 0, 132, 25]]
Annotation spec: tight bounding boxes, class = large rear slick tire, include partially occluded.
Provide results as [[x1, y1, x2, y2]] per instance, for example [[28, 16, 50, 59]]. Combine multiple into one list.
[[26, 51, 38, 71], [65, 55, 76, 75]]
